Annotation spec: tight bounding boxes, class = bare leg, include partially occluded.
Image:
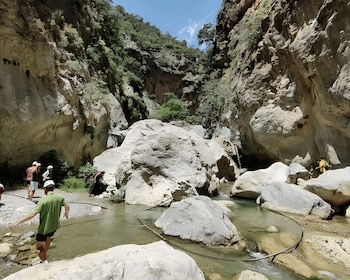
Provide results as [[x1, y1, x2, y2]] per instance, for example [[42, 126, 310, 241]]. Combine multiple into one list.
[[37, 237, 51, 261], [29, 190, 35, 201], [26, 184, 30, 198]]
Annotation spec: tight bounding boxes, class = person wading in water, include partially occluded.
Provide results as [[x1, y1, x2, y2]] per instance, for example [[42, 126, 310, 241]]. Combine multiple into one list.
[[9, 180, 70, 264]]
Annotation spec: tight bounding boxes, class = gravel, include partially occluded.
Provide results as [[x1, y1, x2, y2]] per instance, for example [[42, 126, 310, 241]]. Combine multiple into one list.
[[0, 188, 108, 227]]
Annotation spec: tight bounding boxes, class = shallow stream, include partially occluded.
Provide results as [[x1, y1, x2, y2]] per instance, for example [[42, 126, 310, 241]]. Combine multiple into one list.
[[1, 192, 308, 280]]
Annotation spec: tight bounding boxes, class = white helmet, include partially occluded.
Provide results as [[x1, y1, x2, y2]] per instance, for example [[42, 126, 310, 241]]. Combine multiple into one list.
[[43, 180, 55, 189], [47, 165, 53, 170]]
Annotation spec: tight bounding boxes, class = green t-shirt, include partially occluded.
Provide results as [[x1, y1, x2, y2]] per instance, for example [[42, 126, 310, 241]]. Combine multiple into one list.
[[35, 193, 66, 235]]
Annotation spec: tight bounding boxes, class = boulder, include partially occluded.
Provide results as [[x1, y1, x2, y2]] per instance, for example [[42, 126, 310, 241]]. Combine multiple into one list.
[[0, 243, 12, 258], [230, 162, 290, 199], [233, 270, 269, 280], [94, 120, 238, 207], [3, 241, 204, 280], [288, 162, 311, 184], [258, 181, 332, 219], [154, 196, 241, 246], [304, 167, 350, 212]]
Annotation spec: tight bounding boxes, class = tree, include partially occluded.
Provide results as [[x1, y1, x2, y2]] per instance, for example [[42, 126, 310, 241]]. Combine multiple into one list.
[[197, 23, 216, 46]]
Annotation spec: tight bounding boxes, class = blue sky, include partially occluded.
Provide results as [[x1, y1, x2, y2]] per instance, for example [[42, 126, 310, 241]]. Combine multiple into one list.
[[112, 0, 222, 48]]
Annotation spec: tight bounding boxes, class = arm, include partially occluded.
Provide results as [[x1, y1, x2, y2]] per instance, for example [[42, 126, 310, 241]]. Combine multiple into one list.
[[9, 211, 38, 230], [63, 204, 70, 219]]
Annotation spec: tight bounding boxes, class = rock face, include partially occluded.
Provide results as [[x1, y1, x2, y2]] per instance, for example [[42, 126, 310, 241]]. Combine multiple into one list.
[[0, 0, 202, 176], [154, 196, 241, 246], [0, 0, 121, 171], [3, 241, 205, 280], [93, 120, 238, 207], [211, 0, 350, 166]]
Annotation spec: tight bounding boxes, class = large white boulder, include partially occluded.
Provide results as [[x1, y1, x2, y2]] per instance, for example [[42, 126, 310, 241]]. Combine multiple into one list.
[[3, 241, 204, 280], [258, 181, 332, 219], [304, 167, 350, 213], [94, 119, 238, 206], [230, 162, 290, 199], [154, 196, 241, 246]]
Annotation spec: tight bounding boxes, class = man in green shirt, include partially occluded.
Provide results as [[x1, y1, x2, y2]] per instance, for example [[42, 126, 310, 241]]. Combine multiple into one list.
[[10, 180, 70, 263]]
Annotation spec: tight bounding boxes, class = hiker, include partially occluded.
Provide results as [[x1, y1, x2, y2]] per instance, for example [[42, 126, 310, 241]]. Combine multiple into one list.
[[25, 161, 37, 198], [90, 171, 107, 196], [317, 157, 328, 174], [9, 180, 70, 264], [42, 165, 53, 182], [29, 163, 41, 202]]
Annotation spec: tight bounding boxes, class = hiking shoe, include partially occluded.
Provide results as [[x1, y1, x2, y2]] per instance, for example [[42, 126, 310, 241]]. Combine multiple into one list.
[[31, 259, 42, 266]]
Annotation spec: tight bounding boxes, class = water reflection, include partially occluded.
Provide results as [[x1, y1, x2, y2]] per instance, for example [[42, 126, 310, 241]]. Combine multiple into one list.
[[1, 198, 306, 279]]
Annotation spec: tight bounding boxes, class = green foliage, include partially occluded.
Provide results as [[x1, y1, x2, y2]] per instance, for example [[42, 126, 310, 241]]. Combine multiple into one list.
[[151, 92, 190, 122], [82, 81, 109, 108], [306, 54, 316, 63], [66, 25, 84, 49], [195, 77, 232, 135], [77, 162, 97, 188], [60, 177, 87, 192], [228, 0, 273, 68], [109, 190, 125, 203], [66, 59, 81, 71], [197, 23, 216, 47], [38, 150, 71, 184]]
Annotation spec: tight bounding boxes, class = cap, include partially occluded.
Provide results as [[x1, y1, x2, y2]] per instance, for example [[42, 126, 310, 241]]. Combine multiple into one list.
[[47, 165, 53, 169], [32, 161, 38, 166], [37, 163, 41, 167], [43, 180, 55, 189]]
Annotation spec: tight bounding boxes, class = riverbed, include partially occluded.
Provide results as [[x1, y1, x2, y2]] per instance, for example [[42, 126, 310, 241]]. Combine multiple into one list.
[[0, 188, 310, 279]]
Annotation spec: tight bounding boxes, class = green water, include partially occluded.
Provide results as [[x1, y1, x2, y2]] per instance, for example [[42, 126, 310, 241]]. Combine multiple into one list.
[[0, 198, 306, 280]]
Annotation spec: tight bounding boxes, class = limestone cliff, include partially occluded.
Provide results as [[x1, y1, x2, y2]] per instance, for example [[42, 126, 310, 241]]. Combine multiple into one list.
[[209, 0, 350, 168], [0, 0, 202, 179]]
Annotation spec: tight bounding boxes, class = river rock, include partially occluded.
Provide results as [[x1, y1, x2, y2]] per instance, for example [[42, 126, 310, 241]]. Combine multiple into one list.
[[3, 241, 205, 280], [0, 243, 12, 258], [304, 167, 350, 213], [230, 162, 290, 199], [154, 195, 241, 246], [307, 235, 350, 269], [94, 119, 238, 207], [258, 181, 332, 219], [233, 269, 269, 280], [288, 162, 310, 184]]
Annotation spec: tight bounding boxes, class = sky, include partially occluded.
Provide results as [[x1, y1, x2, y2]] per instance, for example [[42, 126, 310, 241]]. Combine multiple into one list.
[[112, 0, 222, 48]]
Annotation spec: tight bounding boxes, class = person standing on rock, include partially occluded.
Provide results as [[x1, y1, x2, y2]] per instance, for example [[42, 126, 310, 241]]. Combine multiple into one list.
[[25, 161, 37, 198], [9, 180, 70, 264], [29, 162, 41, 202], [317, 157, 327, 174]]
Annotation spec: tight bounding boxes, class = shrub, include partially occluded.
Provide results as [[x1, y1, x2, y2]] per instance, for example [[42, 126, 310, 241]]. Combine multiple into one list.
[[151, 92, 190, 122], [60, 177, 86, 192], [109, 191, 125, 203], [77, 162, 97, 188]]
